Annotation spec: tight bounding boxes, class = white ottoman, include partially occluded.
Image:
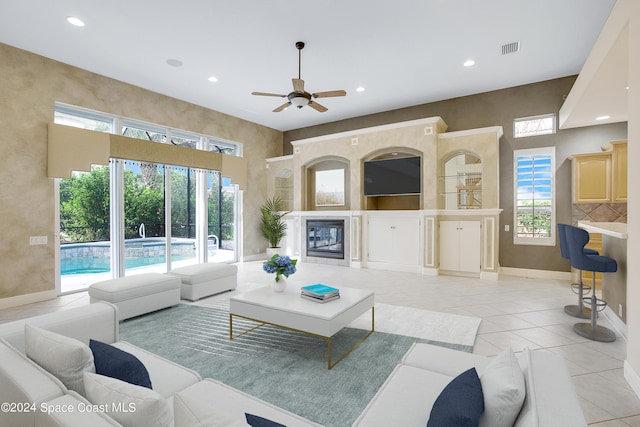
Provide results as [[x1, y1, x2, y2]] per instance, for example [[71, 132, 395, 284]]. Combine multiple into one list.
[[88, 273, 181, 320], [167, 263, 238, 301]]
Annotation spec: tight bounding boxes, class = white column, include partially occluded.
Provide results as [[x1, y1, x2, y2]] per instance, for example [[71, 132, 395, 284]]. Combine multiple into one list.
[[624, 0, 640, 398]]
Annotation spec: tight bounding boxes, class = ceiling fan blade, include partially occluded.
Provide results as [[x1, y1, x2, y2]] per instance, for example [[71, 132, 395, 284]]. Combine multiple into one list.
[[273, 102, 291, 112], [308, 101, 328, 112], [312, 90, 347, 98], [252, 92, 286, 97], [292, 78, 305, 93]]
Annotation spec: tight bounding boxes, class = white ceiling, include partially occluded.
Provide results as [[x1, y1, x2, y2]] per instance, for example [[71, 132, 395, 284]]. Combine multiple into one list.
[[0, 0, 619, 132]]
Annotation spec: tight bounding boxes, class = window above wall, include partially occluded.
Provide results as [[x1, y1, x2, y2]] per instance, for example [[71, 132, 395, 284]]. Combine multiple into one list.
[[513, 114, 556, 138]]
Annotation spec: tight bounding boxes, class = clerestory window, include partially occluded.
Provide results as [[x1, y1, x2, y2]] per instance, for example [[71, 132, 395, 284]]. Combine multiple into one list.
[[513, 114, 556, 138]]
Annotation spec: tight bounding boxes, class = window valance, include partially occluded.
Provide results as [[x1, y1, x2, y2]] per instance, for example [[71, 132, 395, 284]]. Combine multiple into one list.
[[47, 123, 247, 189]]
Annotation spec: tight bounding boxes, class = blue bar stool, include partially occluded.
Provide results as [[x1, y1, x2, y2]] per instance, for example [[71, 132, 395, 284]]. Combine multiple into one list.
[[565, 225, 617, 342], [558, 224, 597, 319]]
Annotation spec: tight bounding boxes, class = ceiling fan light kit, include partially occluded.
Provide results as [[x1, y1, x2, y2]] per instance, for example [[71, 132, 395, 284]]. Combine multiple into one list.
[[252, 41, 346, 113], [290, 92, 310, 108]]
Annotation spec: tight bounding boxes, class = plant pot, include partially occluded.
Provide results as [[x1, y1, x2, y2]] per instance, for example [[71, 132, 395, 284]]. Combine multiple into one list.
[[271, 276, 287, 292], [266, 247, 281, 257]]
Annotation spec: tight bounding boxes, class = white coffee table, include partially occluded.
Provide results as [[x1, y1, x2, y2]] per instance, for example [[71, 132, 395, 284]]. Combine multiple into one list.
[[229, 285, 375, 369]]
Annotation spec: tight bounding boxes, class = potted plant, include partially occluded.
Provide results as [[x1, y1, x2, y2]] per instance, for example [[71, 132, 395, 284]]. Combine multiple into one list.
[[263, 253, 297, 292], [260, 195, 290, 254]]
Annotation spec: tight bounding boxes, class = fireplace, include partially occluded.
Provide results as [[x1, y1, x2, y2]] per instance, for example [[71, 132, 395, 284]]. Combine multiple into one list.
[[306, 220, 345, 260]]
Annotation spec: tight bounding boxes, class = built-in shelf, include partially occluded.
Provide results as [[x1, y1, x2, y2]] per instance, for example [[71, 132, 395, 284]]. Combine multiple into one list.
[[364, 194, 420, 210], [439, 172, 483, 209]]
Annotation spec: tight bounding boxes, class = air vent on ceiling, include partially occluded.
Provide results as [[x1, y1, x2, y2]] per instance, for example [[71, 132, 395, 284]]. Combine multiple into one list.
[[501, 41, 520, 55]]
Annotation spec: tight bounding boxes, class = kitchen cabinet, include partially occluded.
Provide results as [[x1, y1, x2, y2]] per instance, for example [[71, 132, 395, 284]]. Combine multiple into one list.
[[571, 140, 627, 204], [571, 153, 612, 203], [611, 141, 627, 202], [439, 220, 481, 273]]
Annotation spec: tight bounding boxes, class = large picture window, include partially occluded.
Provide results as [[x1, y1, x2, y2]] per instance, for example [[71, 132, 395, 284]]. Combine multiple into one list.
[[54, 103, 240, 293], [514, 147, 555, 246]]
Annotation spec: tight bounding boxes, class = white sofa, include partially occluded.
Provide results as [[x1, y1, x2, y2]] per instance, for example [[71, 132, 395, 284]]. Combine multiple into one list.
[[0, 302, 587, 427], [354, 343, 587, 426], [0, 302, 320, 427]]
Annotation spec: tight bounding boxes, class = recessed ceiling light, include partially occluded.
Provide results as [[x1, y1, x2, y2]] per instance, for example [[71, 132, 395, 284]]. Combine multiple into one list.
[[596, 115, 610, 121], [463, 59, 475, 67], [356, 86, 365, 92], [166, 59, 183, 67], [208, 76, 219, 83], [626, 86, 630, 90], [66, 16, 85, 27]]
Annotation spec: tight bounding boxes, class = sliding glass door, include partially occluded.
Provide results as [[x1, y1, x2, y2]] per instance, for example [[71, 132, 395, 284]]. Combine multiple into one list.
[[55, 104, 240, 294]]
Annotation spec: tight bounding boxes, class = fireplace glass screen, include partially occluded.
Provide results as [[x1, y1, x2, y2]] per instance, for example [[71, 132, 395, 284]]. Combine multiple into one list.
[[307, 220, 344, 259]]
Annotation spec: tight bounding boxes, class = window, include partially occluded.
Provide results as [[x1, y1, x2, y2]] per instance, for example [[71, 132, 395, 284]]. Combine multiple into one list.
[[513, 114, 556, 138], [55, 104, 115, 132], [54, 103, 241, 292], [315, 169, 345, 207], [514, 147, 555, 246]]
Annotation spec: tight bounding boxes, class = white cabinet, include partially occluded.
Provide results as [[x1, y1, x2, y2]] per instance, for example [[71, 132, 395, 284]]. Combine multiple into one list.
[[368, 216, 419, 266], [439, 221, 481, 273]]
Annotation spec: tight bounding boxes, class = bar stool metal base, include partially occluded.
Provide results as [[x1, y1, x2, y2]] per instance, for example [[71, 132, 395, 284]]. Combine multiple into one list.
[[565, 272, 592, 319], [573, 323, 617, 342], [564, 304, 592, 319]]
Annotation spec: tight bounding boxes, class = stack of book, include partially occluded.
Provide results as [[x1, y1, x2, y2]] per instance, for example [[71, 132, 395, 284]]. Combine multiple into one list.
[[300, 284, 340, 303]]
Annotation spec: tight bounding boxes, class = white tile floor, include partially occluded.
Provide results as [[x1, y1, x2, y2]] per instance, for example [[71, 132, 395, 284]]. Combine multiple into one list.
[[2, 261, 639, 425]]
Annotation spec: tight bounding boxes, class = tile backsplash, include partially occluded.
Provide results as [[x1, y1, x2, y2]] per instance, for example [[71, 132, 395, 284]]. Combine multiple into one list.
[[572, 203, 627, 225]]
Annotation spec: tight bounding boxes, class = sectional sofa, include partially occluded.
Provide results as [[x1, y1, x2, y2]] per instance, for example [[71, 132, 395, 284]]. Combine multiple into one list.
[[0, 301, 586, 426]]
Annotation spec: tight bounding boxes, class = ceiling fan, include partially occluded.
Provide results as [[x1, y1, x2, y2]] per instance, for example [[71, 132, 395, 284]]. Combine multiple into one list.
[[252, 41, 346, 112]]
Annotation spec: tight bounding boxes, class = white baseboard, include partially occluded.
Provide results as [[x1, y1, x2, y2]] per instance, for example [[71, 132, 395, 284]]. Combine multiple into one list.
[[602, 306, 628, 340], [624, 361, 640, 400], [421, 267, 439, 276], [242, 253, 269, 262], [366, 261, 422, 274], [0, 290, 57, 310], [480, 271, 500, 281], [500, 267, 572, 281]]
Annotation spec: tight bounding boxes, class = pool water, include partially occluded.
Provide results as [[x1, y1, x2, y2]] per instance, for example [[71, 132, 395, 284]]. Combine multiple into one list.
[[61, 255, 192, 275]]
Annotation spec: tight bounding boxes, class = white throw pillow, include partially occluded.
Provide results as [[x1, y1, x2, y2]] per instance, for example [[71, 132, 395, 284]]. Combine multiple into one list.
[[24, 324, 95, 396], [84, 372, 172, 427], [479, 347, 526, 427]]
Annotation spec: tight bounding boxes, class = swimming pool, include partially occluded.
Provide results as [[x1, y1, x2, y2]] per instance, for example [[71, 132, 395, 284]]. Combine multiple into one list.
[[60, 238, 195, 275]]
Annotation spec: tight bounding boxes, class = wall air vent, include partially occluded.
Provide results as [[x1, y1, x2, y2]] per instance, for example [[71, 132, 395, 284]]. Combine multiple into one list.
[[501, 41, 520, 55]]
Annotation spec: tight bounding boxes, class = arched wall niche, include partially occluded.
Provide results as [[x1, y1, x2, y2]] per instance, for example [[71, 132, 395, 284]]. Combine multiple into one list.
[[304, 155, 350, 211], [361, 146, 423, 211], [362, 146, 422, 162]]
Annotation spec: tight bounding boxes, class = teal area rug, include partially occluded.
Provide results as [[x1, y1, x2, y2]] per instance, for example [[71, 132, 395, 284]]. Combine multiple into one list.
[[120, 304, 472, 426]]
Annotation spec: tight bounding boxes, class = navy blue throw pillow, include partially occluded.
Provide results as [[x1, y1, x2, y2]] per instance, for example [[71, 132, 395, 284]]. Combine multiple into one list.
[[89, 339, 152, 389], [427, 367, 484, 427], [245, 412, 286, 427]]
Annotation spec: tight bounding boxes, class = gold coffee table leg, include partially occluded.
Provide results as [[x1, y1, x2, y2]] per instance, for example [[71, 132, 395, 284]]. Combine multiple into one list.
[[327, 306, 375, 370], [229, 307, 375, 370]]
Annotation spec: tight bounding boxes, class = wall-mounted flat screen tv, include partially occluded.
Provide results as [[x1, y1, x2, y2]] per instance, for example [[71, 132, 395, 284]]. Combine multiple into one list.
[[363, 156, 421, 196]]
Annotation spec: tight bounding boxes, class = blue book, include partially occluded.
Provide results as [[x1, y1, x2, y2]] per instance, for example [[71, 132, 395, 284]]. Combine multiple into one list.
[[301, 284, 339, 297]]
